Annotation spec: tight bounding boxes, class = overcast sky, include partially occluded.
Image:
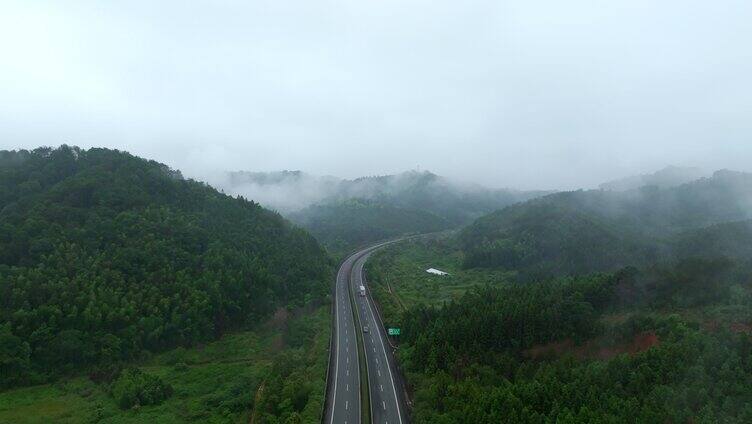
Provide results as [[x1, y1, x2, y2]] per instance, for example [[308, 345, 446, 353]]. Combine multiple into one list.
[[1, 0, 750, 190]]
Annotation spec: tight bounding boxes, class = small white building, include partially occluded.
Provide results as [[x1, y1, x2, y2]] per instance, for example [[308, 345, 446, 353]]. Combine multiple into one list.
[[426, 268, 449, 276]]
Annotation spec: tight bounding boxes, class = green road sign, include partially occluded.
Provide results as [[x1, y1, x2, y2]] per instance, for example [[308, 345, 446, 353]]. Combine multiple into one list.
[[388, 328, 401, 336]]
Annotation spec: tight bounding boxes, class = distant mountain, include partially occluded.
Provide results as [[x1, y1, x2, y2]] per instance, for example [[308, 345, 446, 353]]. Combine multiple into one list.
[[289, 198, 452, 253], [222, 169, 549, 252], [328, 171, 549, 225], [0, 146, 331, 387], [224, 169, 547, 220], [460, 169, 752, 278], [599, 166, 707, 191]]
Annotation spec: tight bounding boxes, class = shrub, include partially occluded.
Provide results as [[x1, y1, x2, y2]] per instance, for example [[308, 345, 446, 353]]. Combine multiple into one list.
[[111, 368, 173, 409]]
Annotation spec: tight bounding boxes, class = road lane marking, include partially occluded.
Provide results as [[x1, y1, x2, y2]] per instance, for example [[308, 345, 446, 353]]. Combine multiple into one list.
[[329, 257, 345, 424], [328, 244, 401, 424], [346, 384, 349, 391], [363, 283, 405, 424], [382, 401, 386, 410], [380, 384, 383, 392]]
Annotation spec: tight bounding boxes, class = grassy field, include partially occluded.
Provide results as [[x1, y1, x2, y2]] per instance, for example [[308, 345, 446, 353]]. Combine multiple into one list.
[[365, 236, 513, 327], [0, 306, 330, 424]]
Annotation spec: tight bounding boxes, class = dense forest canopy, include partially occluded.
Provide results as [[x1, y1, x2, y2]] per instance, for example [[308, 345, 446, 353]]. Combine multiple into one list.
[[460, 170, 752, 277], [398, 259, 752, 423], [367, 238, 752, 423], [671, 220, 752, 261], [0, 146, 332, 388]]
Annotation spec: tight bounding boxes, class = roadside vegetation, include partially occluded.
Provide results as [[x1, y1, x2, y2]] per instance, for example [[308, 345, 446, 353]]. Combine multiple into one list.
[[365, 236, 512, 327], [0, 306, 330, 423]]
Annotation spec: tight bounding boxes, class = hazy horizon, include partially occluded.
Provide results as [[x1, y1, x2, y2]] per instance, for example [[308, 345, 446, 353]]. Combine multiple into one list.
[[2, 0, 751, 190]]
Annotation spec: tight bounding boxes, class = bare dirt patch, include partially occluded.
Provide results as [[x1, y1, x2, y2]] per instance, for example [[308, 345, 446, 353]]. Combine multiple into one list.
[[730, 322, 752, 333], [267, 308, 289, 330], [525, 331, 660, 361]]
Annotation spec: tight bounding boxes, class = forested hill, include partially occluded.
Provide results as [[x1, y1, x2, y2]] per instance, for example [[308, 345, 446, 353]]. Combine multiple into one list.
[[225, 169, 549, 225], [225, 169, 549, 253], [289, 198, 452, 254], [324, 171, 549, 225], [0, 146, 331, 388], [460, 170, 752, 277]]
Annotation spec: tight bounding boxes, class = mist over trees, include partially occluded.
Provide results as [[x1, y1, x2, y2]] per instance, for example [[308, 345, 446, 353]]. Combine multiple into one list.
[[289, 198, 452, 253], [2, 0, 751, 421], [222, 169, 549, 252], [460, 169, 752, 278], [223, 169, 548, 219], [369, 166, 752, 422], [598, 166, 708, 191], [3, 144, 752, 423]]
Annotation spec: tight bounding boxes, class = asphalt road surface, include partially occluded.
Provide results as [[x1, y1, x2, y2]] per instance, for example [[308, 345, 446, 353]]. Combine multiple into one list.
[[326, 251, 361, 424], [325, 241, 407, 424]]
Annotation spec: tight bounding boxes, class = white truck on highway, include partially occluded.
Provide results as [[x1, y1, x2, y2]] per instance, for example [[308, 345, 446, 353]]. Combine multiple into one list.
[[359, 285, 366, 296]]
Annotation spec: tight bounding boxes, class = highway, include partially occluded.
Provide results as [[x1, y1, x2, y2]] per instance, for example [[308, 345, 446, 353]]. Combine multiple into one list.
[[325, 242, 407, 424], [325, 252, 361, 424]]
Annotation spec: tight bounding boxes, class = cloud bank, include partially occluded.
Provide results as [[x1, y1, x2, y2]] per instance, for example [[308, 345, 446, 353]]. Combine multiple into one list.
[[1, 0, 750, 190]]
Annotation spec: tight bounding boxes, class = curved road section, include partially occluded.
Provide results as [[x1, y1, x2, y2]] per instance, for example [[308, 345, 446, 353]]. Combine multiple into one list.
[[325, 241, 407, 424]]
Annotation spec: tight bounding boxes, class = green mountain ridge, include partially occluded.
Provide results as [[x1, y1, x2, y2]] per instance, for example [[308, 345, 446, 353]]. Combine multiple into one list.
[[228, 170, 551, 252], [0, 146, 331, 389], [460, 170, 752, 277]]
